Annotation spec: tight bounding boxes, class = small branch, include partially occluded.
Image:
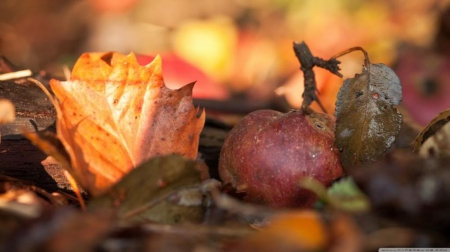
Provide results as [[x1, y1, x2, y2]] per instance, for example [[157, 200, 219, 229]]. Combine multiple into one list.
[[313, 57, 343, 77], [0, 69, 33, 81], [293, 41, 343, 113]]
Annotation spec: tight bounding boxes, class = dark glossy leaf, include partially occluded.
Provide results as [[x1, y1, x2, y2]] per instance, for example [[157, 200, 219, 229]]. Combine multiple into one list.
[[412, 108, 450, 152], [335, 63, 402, 169], [88, 154, 212, 224]]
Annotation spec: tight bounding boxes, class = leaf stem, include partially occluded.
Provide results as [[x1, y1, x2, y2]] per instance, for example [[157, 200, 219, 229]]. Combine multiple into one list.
[[330, 47, 370, 69]]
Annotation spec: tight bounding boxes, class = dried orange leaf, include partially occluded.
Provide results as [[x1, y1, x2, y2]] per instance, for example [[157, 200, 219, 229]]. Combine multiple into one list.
[[335, 63, 402, 169], [49, 52, 205, 196], [411, 108, 450, 152]]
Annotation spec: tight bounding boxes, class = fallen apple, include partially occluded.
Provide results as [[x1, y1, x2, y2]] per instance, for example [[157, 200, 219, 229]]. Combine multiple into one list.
[[218, 109, 343, 208]]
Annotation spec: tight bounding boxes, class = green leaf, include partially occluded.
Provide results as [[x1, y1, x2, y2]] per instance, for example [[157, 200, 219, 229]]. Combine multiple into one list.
[[327, 177, 370, 212], [335, 63, 402, 170], [88, 154, 215, 224], [299, 177, 370, 212]]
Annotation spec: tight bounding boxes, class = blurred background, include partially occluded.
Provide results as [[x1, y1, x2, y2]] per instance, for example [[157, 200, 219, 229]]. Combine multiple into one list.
[[1, 0, 450, 125]]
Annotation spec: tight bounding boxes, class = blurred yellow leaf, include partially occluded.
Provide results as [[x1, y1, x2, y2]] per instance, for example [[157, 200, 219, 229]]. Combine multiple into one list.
[[173, 16, 237, 81]]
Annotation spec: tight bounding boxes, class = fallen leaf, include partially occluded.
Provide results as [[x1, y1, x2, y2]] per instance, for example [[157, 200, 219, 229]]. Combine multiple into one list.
[[327, 177, 370, 212], [298, 177, 370, 212], [88, 154, 211, 224], [46, 52, 205, 196], [419, 121, 450, 158], [335, 63, 402, 170], [411, 108, 450, 151]]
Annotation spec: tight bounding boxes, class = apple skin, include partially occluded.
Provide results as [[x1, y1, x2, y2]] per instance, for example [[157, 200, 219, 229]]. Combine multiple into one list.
[[219, 109, 343, 208]]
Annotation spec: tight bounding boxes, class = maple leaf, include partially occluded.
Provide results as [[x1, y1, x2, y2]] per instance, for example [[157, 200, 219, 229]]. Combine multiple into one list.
[[46, 52, 205, 196]]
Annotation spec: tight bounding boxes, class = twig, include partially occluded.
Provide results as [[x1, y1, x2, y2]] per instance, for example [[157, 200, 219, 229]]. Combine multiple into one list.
[[0, 69, 33, 81], [293, 41, 342, 112]]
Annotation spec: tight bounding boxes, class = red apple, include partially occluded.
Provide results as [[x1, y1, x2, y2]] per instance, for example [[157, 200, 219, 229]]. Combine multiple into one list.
[[219, 109, 343, 208]]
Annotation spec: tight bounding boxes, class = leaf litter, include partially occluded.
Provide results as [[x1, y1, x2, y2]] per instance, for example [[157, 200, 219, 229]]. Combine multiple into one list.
[[3, 41, 450, 251]]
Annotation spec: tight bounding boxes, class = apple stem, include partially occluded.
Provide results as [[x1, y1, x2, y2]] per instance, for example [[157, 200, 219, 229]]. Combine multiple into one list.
[[293, 41, 342, 113]]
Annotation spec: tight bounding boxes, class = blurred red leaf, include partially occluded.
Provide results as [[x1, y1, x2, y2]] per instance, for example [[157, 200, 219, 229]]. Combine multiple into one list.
[[136, 53, 229, 100]]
